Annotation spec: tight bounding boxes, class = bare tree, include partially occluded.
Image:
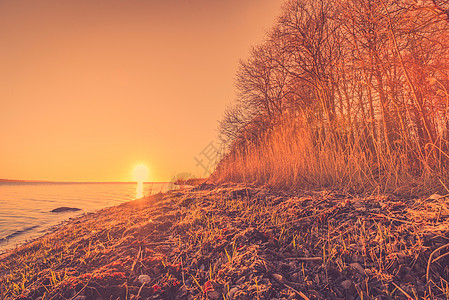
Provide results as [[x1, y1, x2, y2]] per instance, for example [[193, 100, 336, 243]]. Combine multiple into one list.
[[218, 0, 449, 178]]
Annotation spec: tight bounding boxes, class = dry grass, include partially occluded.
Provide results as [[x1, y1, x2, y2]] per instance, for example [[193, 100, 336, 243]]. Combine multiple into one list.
[[2, 184, 449, 299], [213, 118, 449, 196]]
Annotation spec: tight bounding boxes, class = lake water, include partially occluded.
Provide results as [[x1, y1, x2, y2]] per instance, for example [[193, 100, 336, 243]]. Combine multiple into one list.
[[0, 182, 175, 253]]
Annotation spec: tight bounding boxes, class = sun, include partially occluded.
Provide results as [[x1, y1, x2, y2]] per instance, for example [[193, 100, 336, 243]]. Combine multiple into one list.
[[133, 164, 149, 182]]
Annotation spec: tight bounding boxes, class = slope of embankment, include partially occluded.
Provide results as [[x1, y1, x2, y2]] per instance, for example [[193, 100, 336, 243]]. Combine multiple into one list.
[[1, 184, 449, 299]]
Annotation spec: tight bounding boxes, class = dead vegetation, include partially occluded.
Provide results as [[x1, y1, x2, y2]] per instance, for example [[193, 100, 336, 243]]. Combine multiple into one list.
[[1, 184, 449, 299]]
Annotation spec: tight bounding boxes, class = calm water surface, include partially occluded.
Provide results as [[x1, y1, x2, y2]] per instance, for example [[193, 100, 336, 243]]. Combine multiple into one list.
[[0, 182, 174, 252]]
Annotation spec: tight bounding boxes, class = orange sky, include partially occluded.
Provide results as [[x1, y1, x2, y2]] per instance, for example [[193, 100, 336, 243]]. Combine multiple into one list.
[[0, 0, 284, 182]]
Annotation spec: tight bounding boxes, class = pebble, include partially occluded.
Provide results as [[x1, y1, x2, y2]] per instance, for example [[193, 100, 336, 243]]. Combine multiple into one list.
[[138, 274, 151, 284], [429, 193, 442, 200], [349, 262, 365, 274], [272, 273, 285, 283], [341, 279, 352, 290], [291, 272, 300, 281], [178, 285, 188, 297], [402, 274, 416, 283], [207, 290, 221, 299], [229, 287, 239, 298]]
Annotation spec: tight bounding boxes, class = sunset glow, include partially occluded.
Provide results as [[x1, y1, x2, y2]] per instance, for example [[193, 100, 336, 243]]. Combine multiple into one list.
[[0, 0, 284, 182], [133, 164, 149, 183]]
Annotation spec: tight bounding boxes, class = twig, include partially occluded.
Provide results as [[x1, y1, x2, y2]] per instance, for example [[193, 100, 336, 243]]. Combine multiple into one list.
[[172, 250, 184, 265], [285, 257, 323, 262], [271, 273, 310, 300], [391, 282, 413, 299], [68, 277, 92, 300], [125, 283, 129, 300], [283, 282, 310, 300], [368, 213, 418, 225], [146, 241, 175, 247], [268, 211, 329, 228], [131, 246, 141, 273], [432, 250, 449, 264], [136, 282, 146, 299], [328, 220, 350, 236], [181, 257, 186, 286], [427, 242, 449, 284]]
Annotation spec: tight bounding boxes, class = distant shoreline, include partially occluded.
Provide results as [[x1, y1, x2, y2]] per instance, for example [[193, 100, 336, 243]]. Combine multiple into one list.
[[0, 179, 170, 184], [0, 179, 52, 183]]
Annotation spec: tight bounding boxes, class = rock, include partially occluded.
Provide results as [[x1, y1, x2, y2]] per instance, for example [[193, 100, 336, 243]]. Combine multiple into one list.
[[138, 274, 151, 284], [351, 253, 363, 262], [402, 274, 416, 283], [391, 244, 399, 252], [207, 290, 221, 299], [268, 237, 277, 246], [50, 207, 81, 213], [341, 279, 352, 290], [204, 281, 221, 299], [291, 272, 300, 281], [157, 220, 173, 231], [231, 188, 251, 199], [180, 197, 195, 207], [272, 273, 285, 284], [288, 261, 296, 270], [178, 285, 188, 297], [349, 262, 365, 274], [229, 287, 239, 298], [398, 266, 411, 276], [429, 193, 442, 200]]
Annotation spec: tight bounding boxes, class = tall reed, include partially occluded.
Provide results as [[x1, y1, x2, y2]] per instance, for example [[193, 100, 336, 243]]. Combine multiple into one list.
[[213, 118, 448, 195]]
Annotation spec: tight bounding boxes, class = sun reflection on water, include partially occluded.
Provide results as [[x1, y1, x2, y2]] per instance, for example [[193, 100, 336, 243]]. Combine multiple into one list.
[[136, 181, 144, 199], [133, 164, 149, 199]]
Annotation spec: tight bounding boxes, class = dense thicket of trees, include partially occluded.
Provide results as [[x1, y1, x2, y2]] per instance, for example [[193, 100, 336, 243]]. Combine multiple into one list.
[[217, 0, 449, 191]]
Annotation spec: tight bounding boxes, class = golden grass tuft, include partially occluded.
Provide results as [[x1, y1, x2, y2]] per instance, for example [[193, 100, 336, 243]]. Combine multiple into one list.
[[213, 118, 449, 196]]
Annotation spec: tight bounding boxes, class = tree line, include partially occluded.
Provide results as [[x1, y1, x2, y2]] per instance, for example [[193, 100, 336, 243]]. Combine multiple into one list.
[[217, 0, 449, 192]]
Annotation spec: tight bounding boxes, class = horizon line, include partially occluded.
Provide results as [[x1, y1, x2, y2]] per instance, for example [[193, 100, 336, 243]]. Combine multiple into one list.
[[0, 179, 172, 184]]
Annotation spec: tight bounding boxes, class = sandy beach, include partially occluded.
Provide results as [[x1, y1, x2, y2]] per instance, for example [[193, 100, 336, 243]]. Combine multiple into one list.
[[1, 184, 449, 299]]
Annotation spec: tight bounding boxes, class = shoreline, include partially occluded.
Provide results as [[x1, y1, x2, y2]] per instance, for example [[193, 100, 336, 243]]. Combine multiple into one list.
[[0, 182, 178, 254], [1, 184, 448, 299]]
